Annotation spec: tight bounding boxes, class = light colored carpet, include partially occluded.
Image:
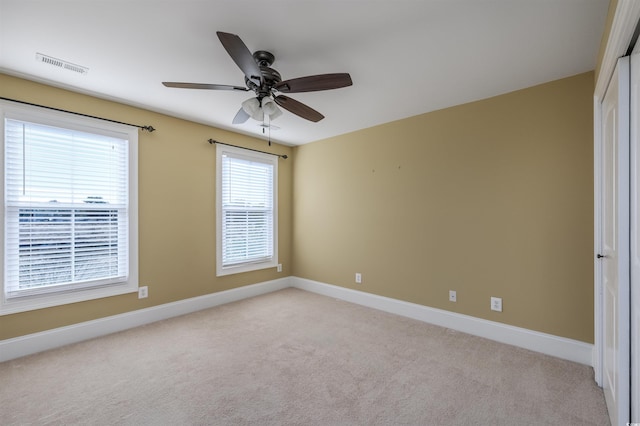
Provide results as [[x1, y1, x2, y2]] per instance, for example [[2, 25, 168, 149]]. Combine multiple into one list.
[[0, 288, 609, 425]]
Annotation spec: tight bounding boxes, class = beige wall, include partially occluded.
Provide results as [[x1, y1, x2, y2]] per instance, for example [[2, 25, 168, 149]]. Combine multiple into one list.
[[0, 71, 595, 344], [292, 72, 595, 343], [0, 73, 293, 340]]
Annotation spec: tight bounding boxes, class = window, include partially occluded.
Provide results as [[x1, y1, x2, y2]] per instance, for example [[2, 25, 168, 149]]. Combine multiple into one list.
[[1, 102, 138, 315], [216, 144, 277, 276]]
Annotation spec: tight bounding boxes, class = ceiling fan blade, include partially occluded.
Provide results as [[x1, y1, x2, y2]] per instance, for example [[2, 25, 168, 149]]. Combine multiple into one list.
[[275, 73, 353, 93], [274, 95, 324, 122], [216, 31, 262, 85], [232, 107, 250, 124], [163, 82, 248, 91]]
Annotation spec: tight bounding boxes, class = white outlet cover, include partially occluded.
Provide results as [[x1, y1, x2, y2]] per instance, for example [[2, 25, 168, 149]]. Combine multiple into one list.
[[491, 297, 502, 312], [138, 286, 148, 299], [449, 290, 457, 302]]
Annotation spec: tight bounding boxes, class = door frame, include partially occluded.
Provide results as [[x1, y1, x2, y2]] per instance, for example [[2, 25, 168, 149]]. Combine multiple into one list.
[[594, 0, 640, 412], [631, 46, 640, 423]]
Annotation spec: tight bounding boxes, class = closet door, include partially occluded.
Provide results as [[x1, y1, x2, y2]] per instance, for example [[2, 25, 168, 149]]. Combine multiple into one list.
[[600, 56, 630, 426]]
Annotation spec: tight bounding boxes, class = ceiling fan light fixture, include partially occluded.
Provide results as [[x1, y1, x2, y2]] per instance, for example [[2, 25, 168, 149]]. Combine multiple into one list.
[[241, 97, 282, 122]]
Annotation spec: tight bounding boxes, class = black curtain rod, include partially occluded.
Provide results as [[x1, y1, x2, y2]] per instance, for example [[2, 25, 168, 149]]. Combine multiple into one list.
[[208, 139, 288, 159], [0, 97, 156, 132]]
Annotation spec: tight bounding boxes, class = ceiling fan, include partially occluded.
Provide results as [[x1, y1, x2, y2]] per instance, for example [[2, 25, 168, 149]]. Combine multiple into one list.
[[162, 31, 353, 124]]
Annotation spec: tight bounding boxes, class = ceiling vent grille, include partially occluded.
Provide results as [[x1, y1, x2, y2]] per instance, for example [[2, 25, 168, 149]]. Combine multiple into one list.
[[36, 53, 89, 75]]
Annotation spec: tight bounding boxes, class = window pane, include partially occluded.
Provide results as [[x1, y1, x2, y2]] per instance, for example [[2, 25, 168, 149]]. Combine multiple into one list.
[[4, 117, 130, 298], [218, 147, 276, 274]]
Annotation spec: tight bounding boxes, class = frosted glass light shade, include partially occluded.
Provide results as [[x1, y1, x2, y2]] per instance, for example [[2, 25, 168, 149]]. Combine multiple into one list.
[[262, 97, 282, 120], [269, 108, 282, 120], [242, 98, 261, 116]]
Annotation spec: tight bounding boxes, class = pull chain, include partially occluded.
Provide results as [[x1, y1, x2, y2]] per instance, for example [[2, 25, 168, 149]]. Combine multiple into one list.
[[267, 115, 271, 146], [261, 114, 272, 146]]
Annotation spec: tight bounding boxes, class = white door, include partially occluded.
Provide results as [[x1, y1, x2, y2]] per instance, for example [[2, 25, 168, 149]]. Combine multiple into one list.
[[601, 56, 631, 426], [631, 48, 640, 423]]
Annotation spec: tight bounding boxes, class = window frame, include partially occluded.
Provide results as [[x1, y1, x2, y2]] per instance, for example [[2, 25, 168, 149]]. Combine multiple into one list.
[[0, 101, 138, 315], [215, 144, 278, 276]]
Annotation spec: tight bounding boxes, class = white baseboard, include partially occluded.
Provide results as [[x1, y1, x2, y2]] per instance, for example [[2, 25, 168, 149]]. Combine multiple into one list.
[[291, 277, 594, 366], [1, 276, 594, 366], [0, 277, 291, 363]]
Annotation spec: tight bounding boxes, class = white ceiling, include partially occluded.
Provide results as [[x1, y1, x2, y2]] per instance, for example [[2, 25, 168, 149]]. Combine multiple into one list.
[[0, 0, 609, 146]]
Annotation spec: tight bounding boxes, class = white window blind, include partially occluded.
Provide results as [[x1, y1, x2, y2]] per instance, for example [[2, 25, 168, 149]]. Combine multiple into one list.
[[4, 117, 130, 299], [216, 145, 277, 275]]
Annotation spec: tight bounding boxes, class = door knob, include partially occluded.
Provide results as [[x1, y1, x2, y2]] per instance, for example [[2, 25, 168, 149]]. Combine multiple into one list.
[[597, 254, 606, 259]]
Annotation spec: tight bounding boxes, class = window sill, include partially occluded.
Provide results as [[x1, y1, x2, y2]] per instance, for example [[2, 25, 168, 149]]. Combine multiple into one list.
[[0, 280, 138, 316], [216, 259, 277, 277]]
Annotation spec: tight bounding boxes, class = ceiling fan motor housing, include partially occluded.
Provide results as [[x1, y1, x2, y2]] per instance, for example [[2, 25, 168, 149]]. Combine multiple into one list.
[[245, 51, 282, 98]]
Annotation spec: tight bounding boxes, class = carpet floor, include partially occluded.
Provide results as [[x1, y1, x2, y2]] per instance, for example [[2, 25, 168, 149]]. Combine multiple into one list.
[[0, 288, 609, 425]]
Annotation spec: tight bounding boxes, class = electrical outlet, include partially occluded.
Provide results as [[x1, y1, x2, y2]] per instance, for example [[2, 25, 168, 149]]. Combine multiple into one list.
[[491, 297, 502, 312], [138, 286, 148, 299], [449, 290, 457, 302], [277, 264, 282, 272], [355, 273, 362, 284]]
